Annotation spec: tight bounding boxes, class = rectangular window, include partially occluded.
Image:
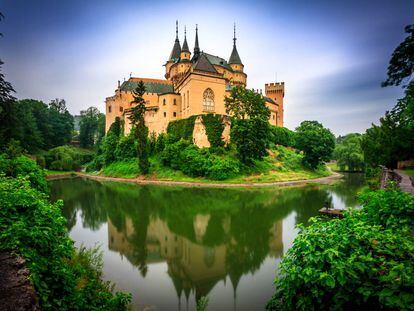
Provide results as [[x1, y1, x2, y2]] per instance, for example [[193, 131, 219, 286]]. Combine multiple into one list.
[[164, 112, 166, 117], [173, 112, 177, 117], [120, 106, 123, 112], [108, 106, 112, 113]]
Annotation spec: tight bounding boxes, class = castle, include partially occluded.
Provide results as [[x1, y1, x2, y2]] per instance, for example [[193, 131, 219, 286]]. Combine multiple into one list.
[[105, 22, 285, 135]]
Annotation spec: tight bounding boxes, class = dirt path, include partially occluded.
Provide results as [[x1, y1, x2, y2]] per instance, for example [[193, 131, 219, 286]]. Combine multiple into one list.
[[71, 171, 343, 188], [396, 170, 414, 194]]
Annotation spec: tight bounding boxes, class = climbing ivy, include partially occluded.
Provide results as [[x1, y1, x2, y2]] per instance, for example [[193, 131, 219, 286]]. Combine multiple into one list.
[[167, 115, 197, 142], [201, 114, 225, 148]]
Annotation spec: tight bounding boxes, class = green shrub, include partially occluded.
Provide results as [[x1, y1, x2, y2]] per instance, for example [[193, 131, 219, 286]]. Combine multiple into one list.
[[160, 139, 190, 169], [267, 189, 414, 310], [0, 154, 48, 192], [36, 155, 46, 168], [115, 134, 137, 160], [207, 155, 240, 180], [201, 114, 225, 148], [155, 133, 167, 153], [0, 176, 130, 310], [85, 154, 105, 172], [102, 133, 119, 165], [180, 146, 211, 177], [269, 126, 296, 147], [275, 146, 302, 171], [44, 145, 94, 171]]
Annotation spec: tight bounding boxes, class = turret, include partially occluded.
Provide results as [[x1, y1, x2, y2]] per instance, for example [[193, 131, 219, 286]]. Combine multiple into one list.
[[180, 26, 191, 61], [168, 20, 181, 62], [228, 24, 244, 72], [265, 82, 285, 127], [192, 24, 200, 62]]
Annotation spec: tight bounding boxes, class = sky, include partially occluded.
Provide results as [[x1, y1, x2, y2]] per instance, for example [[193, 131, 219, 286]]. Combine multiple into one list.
[[1, 0, 413, 135]]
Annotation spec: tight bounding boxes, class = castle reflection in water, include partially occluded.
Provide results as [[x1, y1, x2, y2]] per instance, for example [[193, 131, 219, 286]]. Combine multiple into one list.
[[108, 214, 283, 302]]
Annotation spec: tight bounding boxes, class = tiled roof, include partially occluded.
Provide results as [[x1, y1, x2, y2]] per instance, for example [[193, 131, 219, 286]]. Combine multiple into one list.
[[264, 96, 277, 105], [193, 53, 218, 74], [120, 78, 174, 94], [228, 44, 242, 65], [204, 53, 233, 71]]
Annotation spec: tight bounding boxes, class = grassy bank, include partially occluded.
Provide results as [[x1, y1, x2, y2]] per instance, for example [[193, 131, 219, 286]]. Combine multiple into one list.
[[97, 146, 331, 184]]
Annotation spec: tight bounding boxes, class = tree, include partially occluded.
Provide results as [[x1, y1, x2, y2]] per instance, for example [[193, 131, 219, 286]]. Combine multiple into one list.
[[333, 133, 365, 171], [79, 107, 103, 148], [127, 80, 149, 174], [0, 60, 17, 149], [382, 24, 414, 89], [295, 121, 335, 169], [48, 99, 74, 147], [225, 86, 270, 120], [225, 86, 271, 163]]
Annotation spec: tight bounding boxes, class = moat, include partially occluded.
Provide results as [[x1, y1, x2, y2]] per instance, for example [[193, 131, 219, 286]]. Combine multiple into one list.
[[50, 174, 365, 310]]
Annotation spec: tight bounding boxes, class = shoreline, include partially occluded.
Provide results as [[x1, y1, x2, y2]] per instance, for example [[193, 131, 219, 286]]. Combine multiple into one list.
[[47, 171, 343, 188]]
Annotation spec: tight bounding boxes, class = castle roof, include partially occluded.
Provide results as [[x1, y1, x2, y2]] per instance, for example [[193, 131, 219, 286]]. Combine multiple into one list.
[[169, 21, 181, 61], [264, 96, 278, 105], [204, 53, 233, 71], [193, 53, 218, 74], [228, 24, 243, 65], [182, 26, 190, 52], [120, 78, 174, 94]]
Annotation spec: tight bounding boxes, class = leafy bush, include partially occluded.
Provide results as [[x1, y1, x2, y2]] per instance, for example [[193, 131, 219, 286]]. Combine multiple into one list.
[[0, 176, 130, 310], [274, 146, 302, 171], [102, 133, 119, 165], [0, 154, 48, 192], [115, 133, 137, 160], [180, 145, 211, 177], [267, 189, 414, 310], [44, 145, 94, 171], [269, 126, 296, 147], [160, 139, 191, 169], [207, 155, 240, 180]]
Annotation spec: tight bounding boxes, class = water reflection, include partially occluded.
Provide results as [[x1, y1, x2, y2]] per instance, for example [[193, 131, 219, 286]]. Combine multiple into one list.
[[50, 174, 364, 310]]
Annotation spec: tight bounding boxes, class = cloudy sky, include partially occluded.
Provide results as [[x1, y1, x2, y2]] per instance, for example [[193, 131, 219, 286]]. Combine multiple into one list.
[[1, 0, 413, 135]]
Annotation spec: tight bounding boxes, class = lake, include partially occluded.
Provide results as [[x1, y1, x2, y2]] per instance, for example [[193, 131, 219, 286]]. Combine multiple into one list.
[[49, 173, 365, 310]]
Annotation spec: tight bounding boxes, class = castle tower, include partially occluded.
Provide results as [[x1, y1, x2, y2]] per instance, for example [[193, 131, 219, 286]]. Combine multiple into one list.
[[180, 26, 191, 61], [228, 24, 244, 73], [165, 21, 181, 78], [265, 82, 285, 127]]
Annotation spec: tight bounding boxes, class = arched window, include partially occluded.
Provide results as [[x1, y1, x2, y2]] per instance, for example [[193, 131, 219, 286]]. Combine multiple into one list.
[[203, 88, 214, 111], [163, 99, 166, 106], [173, 98, 177, 105]]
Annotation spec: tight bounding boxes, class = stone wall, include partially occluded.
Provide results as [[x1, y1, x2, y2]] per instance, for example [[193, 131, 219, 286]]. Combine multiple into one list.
[[397, 159, 414, 169]]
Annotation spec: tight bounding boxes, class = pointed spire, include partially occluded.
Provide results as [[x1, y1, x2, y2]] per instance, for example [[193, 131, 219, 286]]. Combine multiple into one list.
[[169, 20, 181, 61], [182, 25, 190, 52], [193, 24, 200, 60], [228, 23, 242, 65]]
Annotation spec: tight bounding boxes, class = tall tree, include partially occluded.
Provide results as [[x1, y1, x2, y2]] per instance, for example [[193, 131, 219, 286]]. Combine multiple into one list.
[[382, 24, 414, 89], [79, 107, 103, 148], [295, 121, 335, 169], [0, 60, 17, 149], [48, 99, 74, 147], [127, 81, 149, 174], [333, 133, 365, 172], [225, 86, 271, 163]]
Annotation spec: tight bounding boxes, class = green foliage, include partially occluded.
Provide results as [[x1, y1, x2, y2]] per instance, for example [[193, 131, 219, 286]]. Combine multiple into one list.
[[207, 155, 240, 180], [115, 133, 137, 160], [382, 24, 414, 89], [101, 160, 140, 178], [269, 126, 296, 147], [167, 115, 197, 142], [0, 176, 131, 310], [231, 118, 270, 164], [79, 107, 104, 148], [333, 133, 365, 171], [224, 86, 270, 120], [127, 81, 149, 174], [361, 85, 414, 168], [196, 296, 209, 311], [102, 133, 119, 166], [267, 189, 414, 311], [201, 114, 225, 148], [155, 132, 167, 154], [0, 154, 47, 192], [44, 145, 94, 171], [108, 117, 122, 138], [160, 139, 241, 180], [295, 121, 335, 169]]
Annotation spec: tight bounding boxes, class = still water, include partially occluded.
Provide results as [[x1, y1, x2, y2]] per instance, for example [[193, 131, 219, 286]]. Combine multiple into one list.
[[49, 174, 365, 311]]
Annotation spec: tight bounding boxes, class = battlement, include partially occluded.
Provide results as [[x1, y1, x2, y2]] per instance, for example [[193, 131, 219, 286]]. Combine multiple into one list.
[[265, 82, 285, 96]]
